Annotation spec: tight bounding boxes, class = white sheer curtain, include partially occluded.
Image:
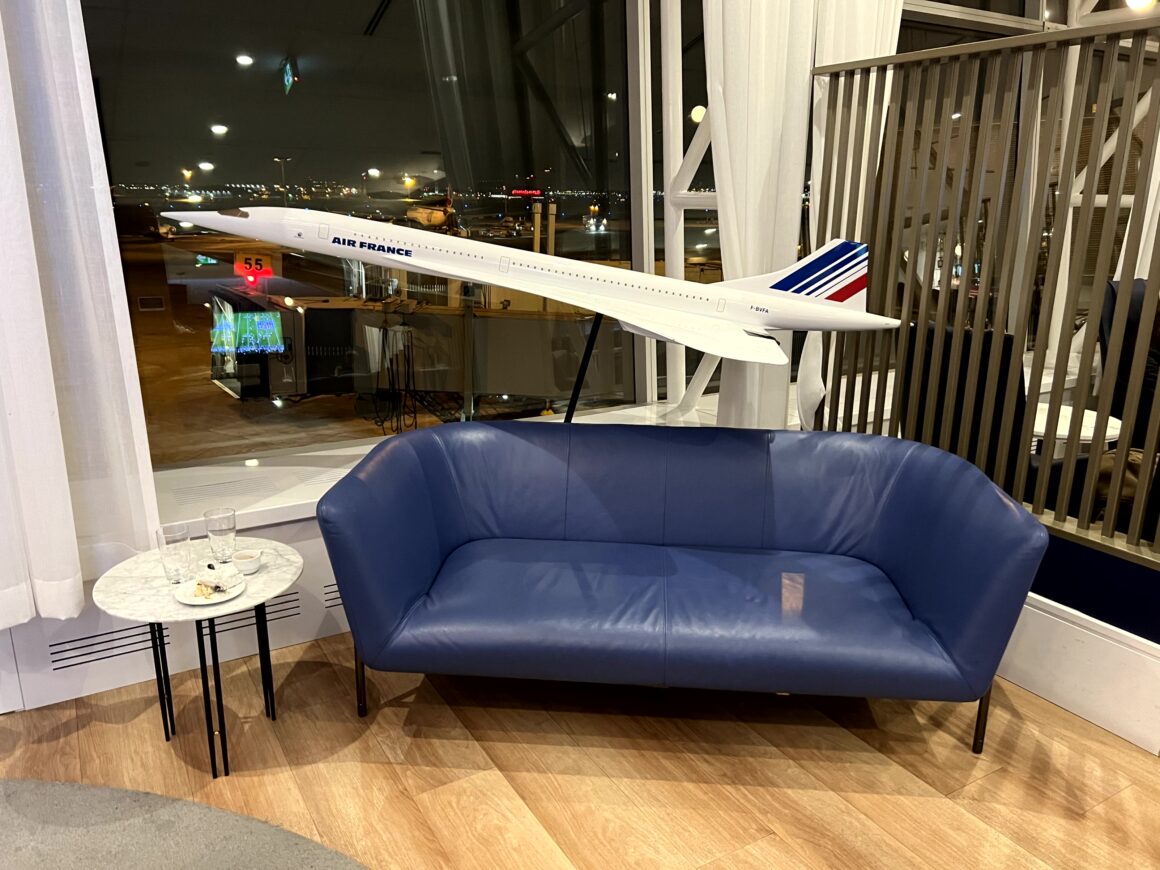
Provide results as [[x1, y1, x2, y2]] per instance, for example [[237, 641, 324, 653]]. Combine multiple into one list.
[[705, 0, 817, 428], [0, 0, 158, 630], [798, 0, 903, 430]]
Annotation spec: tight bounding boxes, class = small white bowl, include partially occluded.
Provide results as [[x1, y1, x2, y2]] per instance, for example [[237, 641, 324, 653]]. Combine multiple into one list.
[[233, 549, 262, 575]]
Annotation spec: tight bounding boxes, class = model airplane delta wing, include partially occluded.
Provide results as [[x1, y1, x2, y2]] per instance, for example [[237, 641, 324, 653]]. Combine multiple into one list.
[[163, 206, 899, 365]]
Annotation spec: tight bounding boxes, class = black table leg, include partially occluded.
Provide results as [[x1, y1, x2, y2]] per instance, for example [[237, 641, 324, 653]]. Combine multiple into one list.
[[148, 623, 170, 742], [208, 618, 230, 776], [155, 623, 176, 736], [254, 603, 275, 720], [195, 619, 218, 777]]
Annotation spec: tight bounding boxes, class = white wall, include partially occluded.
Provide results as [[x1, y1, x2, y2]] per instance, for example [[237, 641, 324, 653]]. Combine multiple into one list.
[[0, 629, 21, 713]]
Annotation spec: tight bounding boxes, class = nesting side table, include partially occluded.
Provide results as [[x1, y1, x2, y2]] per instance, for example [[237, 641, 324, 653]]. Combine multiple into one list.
[[93, 536, 303, 777]]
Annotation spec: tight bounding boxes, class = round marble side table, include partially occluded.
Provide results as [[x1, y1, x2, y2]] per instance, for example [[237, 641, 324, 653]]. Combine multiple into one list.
[[93, 536, 303, 778]]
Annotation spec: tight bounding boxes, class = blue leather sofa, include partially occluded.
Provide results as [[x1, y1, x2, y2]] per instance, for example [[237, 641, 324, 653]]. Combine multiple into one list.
[[318, 422, 1047, 751]]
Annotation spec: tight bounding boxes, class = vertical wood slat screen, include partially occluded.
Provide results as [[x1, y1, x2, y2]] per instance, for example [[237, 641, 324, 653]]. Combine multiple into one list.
[[811, 22, 1160, 557]]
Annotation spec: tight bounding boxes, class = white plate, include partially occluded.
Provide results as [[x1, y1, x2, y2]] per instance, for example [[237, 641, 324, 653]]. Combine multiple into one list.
[[174, 580, 246, 607]]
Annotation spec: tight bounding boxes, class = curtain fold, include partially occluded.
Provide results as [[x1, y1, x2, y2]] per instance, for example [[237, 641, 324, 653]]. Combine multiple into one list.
[[798, 0, 903, 430], [705, 0, 817, 428], [0, 0, 158, 630]]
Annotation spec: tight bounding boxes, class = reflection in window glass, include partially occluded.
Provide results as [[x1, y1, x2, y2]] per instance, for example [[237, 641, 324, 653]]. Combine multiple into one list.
[[82, 0, 635, 465]]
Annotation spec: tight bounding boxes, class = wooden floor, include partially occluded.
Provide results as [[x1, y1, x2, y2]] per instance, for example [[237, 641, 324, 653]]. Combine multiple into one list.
[[2, 634, 1158, 869]]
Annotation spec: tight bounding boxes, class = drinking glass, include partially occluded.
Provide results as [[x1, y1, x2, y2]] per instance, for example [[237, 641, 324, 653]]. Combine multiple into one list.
[[204, 508, 237, 563], [156, 523, 191, 584]]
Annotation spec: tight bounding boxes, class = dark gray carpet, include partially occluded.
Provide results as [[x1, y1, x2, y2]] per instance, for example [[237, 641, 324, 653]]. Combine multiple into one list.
[[0, 779, 364, 869]]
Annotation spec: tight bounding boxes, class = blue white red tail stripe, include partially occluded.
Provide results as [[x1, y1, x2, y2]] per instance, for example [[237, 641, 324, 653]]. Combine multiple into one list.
[[770, 240, 862, 292], [769, 240, 868, 304]]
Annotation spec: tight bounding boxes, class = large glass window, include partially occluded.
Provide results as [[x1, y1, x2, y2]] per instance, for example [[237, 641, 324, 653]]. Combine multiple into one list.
[[82, 0, 635, 465]]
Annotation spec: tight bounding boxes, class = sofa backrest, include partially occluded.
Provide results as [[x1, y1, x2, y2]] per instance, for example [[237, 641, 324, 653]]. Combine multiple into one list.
[[386, 421, 936, 555]]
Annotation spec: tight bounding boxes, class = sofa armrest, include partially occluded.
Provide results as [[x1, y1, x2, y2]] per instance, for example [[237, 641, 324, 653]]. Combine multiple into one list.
[[869, 446, 1049, 697], [317, 437, 464, 666]]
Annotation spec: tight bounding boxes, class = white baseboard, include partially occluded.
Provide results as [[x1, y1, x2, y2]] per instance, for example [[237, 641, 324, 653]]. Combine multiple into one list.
[[0, 630, 22, 714], [999, 592, 1160, 755], [8, 518, 349, 712]]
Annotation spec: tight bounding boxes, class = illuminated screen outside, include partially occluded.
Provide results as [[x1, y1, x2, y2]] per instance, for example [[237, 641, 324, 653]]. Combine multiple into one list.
[[211, 298, 285, 354]]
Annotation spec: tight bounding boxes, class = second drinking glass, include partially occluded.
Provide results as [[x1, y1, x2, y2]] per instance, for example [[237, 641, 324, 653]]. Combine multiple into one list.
[[204, 507, 237, 563]]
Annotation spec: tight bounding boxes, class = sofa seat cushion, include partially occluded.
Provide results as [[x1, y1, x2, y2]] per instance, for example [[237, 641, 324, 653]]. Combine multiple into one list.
[[381, 538, 669, 685], [663, 547, 972, 700], [382, 539, 971, 699]]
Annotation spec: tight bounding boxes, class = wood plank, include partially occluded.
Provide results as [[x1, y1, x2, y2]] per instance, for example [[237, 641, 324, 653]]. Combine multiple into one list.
[[735, 696, 1050, 868], [812, 694, 1003, 795], [0, 699, 80, 783], [254, 640, 452, 870], [413, 769, 576, 869], [698, 832, 816, 870], [952, 774, 1160, 868], [317, 634, 494, 798], [628, 701, 927, 869], [176, 658, 320, 843], [548, 705, 774, 867], [438, 677, 704, 869], [73, 679, 193, 798]]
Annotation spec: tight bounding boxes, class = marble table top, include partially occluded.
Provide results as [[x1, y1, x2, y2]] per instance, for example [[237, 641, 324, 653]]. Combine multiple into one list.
[[93, 537, 304, 623]]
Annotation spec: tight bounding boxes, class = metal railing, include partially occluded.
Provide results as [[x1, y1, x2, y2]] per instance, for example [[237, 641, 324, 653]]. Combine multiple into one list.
[[812, 16, 1160, 563]]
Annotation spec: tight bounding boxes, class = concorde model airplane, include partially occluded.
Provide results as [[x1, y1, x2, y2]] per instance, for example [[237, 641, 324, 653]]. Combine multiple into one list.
[[163, 206, 899, 366]]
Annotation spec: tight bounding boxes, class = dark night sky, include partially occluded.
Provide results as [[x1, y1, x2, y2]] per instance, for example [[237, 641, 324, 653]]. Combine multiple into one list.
[[80, 0, 446, 187]]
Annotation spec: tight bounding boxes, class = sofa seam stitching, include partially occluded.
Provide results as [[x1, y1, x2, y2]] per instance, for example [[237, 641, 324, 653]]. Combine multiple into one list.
[[563, 424, 573, 541], [661, 435, 670, 687], [432, 428, 471, 542], [760, 431, 772, 547]]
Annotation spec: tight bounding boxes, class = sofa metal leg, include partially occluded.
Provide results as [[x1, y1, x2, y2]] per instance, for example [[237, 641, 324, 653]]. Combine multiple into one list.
[[354, 647, 368, 718], [972, 685, 992, 754]]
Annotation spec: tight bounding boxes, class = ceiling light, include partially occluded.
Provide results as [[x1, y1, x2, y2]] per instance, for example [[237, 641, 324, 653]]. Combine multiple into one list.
[[179, 221, 193, 228], [244, 458, 259, 467], [236, 54, 254, 66], [296, 306, 305, 314], [366, 168, 381, 178], [689, 105, 707, 124], [1127, 0, 1155, 10], [210, 124, 228, 135], [606, 92, 617, 101], [272, 397, 284, 408], [283, 296, 295, 306], [951, 112, 963, 120], [198, 161, 215, 171]]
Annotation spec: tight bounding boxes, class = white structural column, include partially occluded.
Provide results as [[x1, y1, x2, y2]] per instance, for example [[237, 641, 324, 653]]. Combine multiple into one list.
[[659, 0, 687, 403], [627, 0, 658, 403], [704, 0, 816, 428]]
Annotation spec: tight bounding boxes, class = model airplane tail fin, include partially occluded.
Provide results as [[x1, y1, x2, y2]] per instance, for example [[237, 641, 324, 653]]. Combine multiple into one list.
[[719, 239, 869, 311]]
